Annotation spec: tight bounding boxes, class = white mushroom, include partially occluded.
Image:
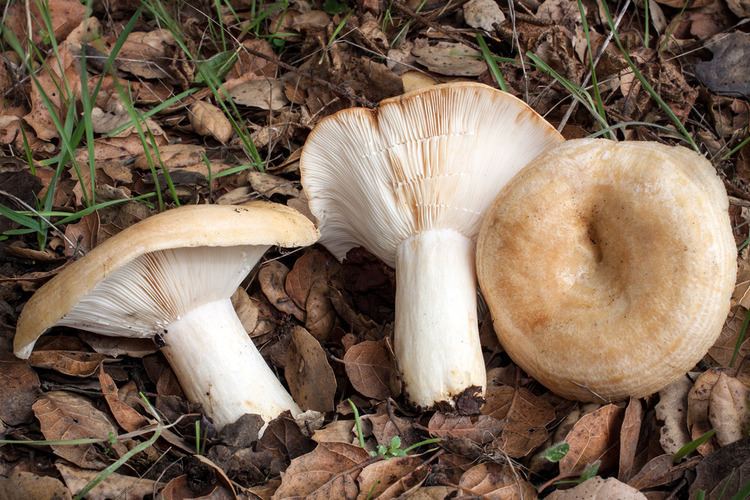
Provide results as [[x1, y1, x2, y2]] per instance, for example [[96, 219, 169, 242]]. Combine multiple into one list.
[[14, 202, 319, 428], [300, 82, 563, 408]]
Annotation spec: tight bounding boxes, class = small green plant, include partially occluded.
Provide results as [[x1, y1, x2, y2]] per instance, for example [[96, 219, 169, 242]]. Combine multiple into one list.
[[542, 441, 570, 463], [555, 460, 601, 486], [673, 429, 716, 462]]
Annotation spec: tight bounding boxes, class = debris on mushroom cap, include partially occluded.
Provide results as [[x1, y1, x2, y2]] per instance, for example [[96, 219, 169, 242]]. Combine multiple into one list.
[[300, 82, 564, 408], [476, 138, 737, 402]]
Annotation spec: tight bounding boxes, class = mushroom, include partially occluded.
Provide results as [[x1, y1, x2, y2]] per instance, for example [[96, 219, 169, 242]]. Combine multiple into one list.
[[300, 82, 563, 408], [14, 202, 319, 428], [476, 139, 737, 401]]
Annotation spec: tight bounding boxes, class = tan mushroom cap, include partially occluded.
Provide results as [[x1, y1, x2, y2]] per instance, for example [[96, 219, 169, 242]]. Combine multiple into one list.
[[476, 139, 737, 401], [14, 201, 319, 358]]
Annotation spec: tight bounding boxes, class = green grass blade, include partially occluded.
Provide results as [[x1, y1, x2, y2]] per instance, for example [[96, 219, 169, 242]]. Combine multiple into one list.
[[477, 34, 508, 92], [673, 429, 715, 462]]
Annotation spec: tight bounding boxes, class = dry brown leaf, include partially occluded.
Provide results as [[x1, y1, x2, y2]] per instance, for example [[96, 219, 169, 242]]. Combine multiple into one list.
[[248, 171, 300, 198], [32, 391, 119, 469], [0, 115, 22, 144], [285, 326, 337, 412], [362, 409, 420, 448], [305, 279, 336, 341], [482, 384, 515, 419], [0, 359, 40, 425], [99, 367, 149, 432], [78, 333, 157, 358], [134, 144, 205, 170], [259, 261, 305, 320], [412, 40, 487, 76], [190, 101, 233, 144], [655, 375, 691, 454], [727, 0, 750, 17], [29, 350, 106, 377], [343, 339, 398, 400], [560, 404, 624, 475], [688, 369, 721, 455], [428, 413, 504, 444], [56, 462, 159, 500], [709, 372, 750, 446], [117, 30, 175, 79], [63, 212, 99, 257], [463, 0, 505, 31], [695, 32, 750, 98], [357, 455, 423, 499], [619, 398, 643, 483], [627, 454, 700, 490], [0, 471, 71, 500], [160, 474, 233, 500], [458, 463, 536, 499], [547, 476, 646, 499], [495, 387, 556, 458], [231, 287, 259, 335], [313, 420, 355, 444], [403, 486, 457, 499], [401, 71, 438, 93], [286, 249, 338, 309], [273, 442, 370, 498], [24, 46, 79, 140], [230, 79, 288, 110]]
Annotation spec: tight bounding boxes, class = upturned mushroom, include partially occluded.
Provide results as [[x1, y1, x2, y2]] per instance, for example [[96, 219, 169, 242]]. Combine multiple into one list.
[[300, 82, 563, 408], [477, 139, 737, 401], [14, 202, 319, 428]]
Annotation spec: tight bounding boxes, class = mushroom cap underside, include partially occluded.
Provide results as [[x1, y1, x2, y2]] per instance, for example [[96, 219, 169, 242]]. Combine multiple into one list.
[[300, 82, 564, 267], [476, 138, 737, 401], [14, 202, 319, 358]]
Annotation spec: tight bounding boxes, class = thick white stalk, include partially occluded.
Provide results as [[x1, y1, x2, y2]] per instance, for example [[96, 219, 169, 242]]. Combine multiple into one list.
[[395, 229, 486, 408], [162, 299, 300, 428]]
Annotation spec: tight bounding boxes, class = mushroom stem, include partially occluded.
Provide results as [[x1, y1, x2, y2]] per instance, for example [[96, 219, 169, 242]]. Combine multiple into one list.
[[162, 299, 300, 428], [395, 229, 486, 408]]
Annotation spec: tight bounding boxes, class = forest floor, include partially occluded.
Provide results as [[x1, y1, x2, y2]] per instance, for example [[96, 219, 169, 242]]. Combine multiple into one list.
[[0, 0, 749, 498]]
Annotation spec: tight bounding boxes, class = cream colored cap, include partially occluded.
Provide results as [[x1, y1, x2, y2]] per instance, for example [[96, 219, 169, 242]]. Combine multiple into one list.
[[477, 139, 737, 401]]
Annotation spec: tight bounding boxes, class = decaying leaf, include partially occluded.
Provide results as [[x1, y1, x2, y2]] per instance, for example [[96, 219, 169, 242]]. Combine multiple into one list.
[[286, 248, 338, 309], [428, 413, 504, 444], [273, 442, 370, 498], [99, 367, 149, 432], [560, 404, 624, 475], [343, 339, 398, 400], [708, 372, 750, 446], [312, 420, 355, 444], [463, 0, 505, 31], [691, 437, 750, 499], [655, 375, 691, 454], [33, 391, 120, 469], [232, 287, 260, 335], [548, 476, 646, 499], [78, 333, 156, 358], [230, 79, 288, 110], [305, 279, 336, 340], [358, 456, 424, 498], [688, 369, 722, 455], [618, 398, 643, 482], [494, 387, 556, 458], [412, 40, 487, 76], [0, 471, 71, 500], [627, 453, 700, 490], [695, 32, 750, 98], [0, 359, 40, 425], [285, 326, 337, 412], [190, 101, 233, 144], [259, 261, 305, 320], [458, 463, 536, 499], [56, 462, 160, 500], [248, 171, 300, 198]]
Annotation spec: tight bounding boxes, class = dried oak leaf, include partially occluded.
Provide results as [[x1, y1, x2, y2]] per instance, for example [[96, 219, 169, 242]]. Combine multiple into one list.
[[56, 462, 159, 500], [0, 471, 71, 500], [284, 326, 337, 412], [691, 437, 750, 498], [98, 367, 149, 432], [428, 413, 504, 444], [709, 372, 750, 446], [655, 375, 691, 454], [0, 359, 40, 425], [358, 456, 425, 498], [312, 420, 355, 444], [560, 404, 624, 475], [494, 387, 556, 458], [618, 398, 643, 483], [29, 350, 106, 377], [273, 442, 370, 499], [547, 476, 646, 499], [259, 261, 305, 320], [33, 390, 119, 469], [627, 453, 700, 490], [190, 101, 233, 144], [344, 339, 398, 400], [117, 30, 175, 79], [458, 463, 536, 499]]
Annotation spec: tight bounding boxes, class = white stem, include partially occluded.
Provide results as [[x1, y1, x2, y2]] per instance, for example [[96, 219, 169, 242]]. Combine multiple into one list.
[[395, 229, 486, 408], [162, 299, 300, 428]]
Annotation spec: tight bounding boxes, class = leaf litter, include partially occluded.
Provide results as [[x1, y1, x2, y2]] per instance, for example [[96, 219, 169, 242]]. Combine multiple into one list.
[[0, 0, 749, 497]]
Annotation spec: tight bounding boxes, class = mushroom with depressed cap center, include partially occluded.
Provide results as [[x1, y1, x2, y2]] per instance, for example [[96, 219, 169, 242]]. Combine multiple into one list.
[[476, 138, 737, 401], [300, 82, 564, 408], [14, 202, 319, 428]]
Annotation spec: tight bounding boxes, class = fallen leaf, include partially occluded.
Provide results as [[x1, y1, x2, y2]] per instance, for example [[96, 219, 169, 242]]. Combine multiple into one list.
[[258, 411, 316, 460], [463, 0, 505, 31], [312, 420, 355, 444], [134, 144, 205, 170], [56, 462, 160, 500], [99, 367, 149, 432], [305, 279, 336, 340], [273, 442, 370, 498], [627, 453, 700, 490], [412, 40, 487, 77], [560, 404, 624, 475], [160, 474, 233, 500], [29, 350, 106, 377], [0, 359, 40, 425], [688, 369, 721, 455], [548, 476, 646, 499], [63, 213, 100, 257], [494, 387, 556, 458], [344, 340, 398, 400], [117, 30, 175, 79], [428, 413, 504, 444], [230, 79, 288, 110], [401, 71, 438, 93], [695, 32, 750, 98], [0, 471, 71, 500], [403, 486, 457, 499], [458, 463, 536, 499], [190, 101, 233, 144], [285, 248, 338, 308], [285, 326, 337, 412], [619, 398, 643, 482], [248, 171, 300, 198], [727, 0, 750, 17], [691, 437, 750, 498], [259, 261, 305, 320], [709, 372, 750, 446], [357, 455, 424, 498], [33, 390, 119, 469], [78, 333, 157, 358], [655, 375, 691, 454], [362, 408, 420, 448], [231, 287, 259, 335], [482, 384, 515, 419]]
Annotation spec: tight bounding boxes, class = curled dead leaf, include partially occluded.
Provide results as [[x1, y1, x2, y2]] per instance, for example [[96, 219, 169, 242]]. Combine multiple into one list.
[[655, 375, 691, 454], [560, 404, 624, 475], [29, 350, 106, 377], [458, 463, 536, 499], [190, 101, 233, 144], [548, 476, 646, 499], [259, 261, 305, 320], [343, 339, 399, 400], [230, 79, 288, 110]]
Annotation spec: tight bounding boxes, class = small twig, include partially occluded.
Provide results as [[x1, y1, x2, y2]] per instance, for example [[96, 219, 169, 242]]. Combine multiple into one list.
[[557, 0, 631, 132], [391, 2, 481, 51], [239, 46, 376, 108]]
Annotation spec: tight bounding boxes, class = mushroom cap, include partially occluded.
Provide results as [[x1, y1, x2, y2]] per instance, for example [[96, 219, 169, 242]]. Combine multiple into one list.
[[14, 202, 319, 358], [300, 82, 563, 267], [476, 139, 737, 401]]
